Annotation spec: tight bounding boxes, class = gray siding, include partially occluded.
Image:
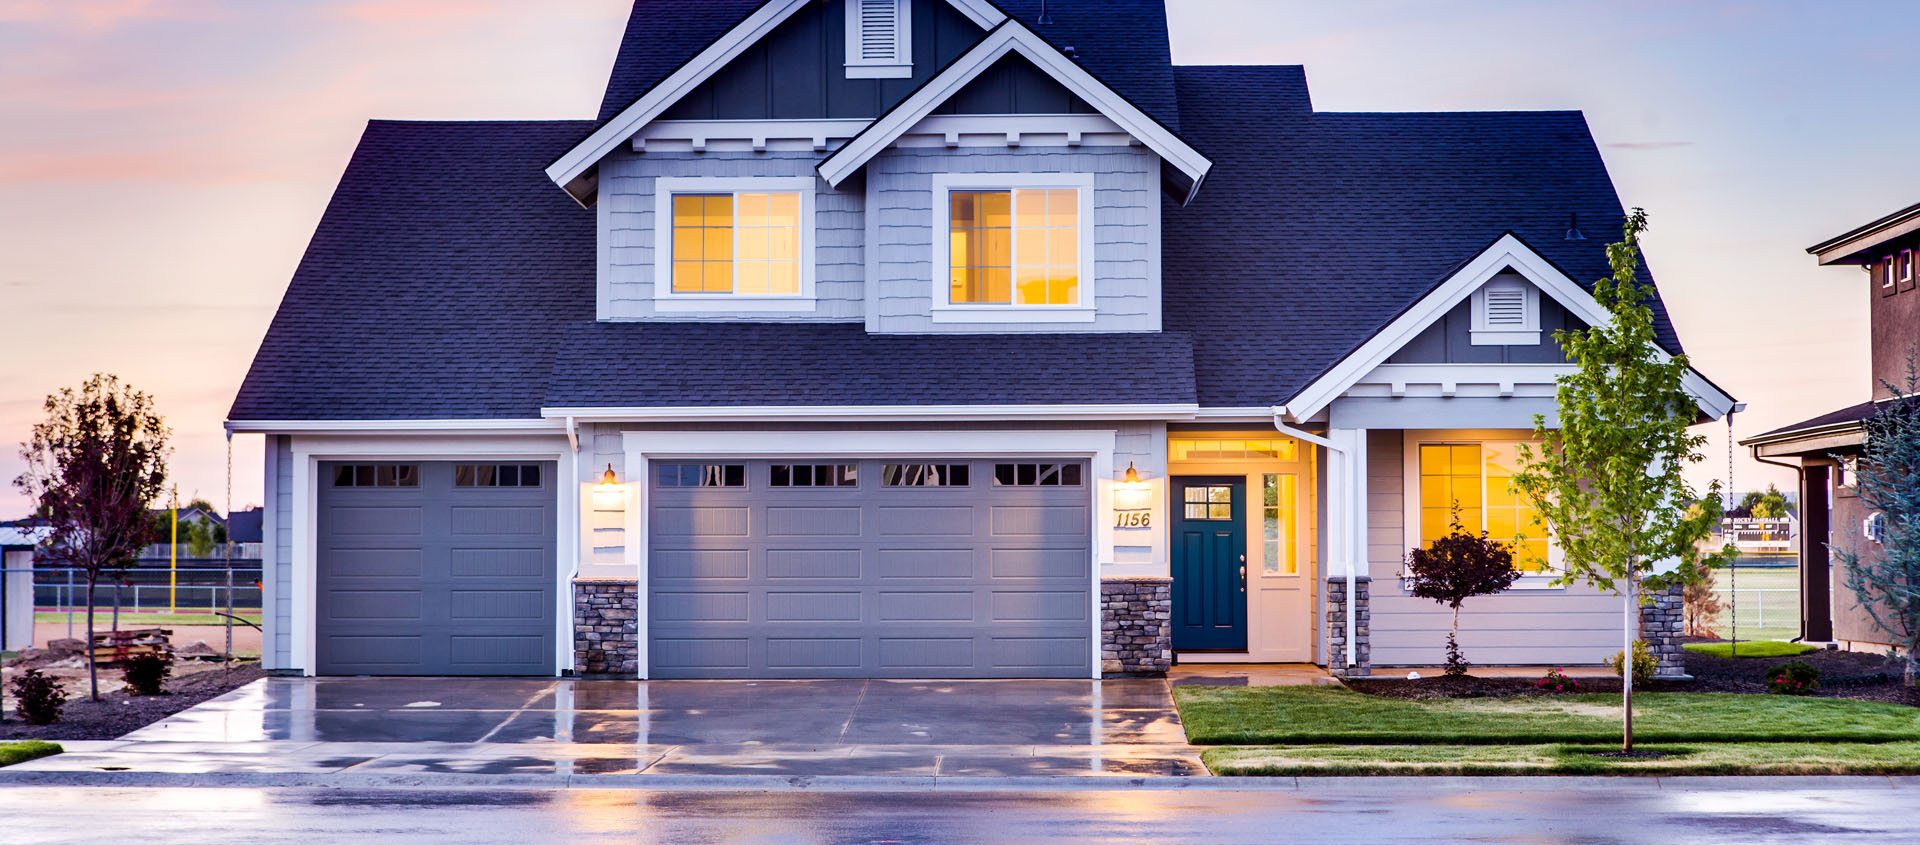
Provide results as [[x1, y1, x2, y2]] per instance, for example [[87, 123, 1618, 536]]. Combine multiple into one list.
[[868, 145, 1162, 333], [931, 52, 1097, 116], [1387, 273, 1582, 364], [269, 435, 293, 670], [1363, 430, 1628, 666], [659, 0, 984, 121], [599, 151, 865, 322]]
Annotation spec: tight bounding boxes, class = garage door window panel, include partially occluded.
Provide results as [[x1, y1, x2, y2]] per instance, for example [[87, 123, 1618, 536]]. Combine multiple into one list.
[[332, 464, 419, 488], [658, 463, 746, 488], [770, 464, 858, 487], [882, 464, 970, 487]]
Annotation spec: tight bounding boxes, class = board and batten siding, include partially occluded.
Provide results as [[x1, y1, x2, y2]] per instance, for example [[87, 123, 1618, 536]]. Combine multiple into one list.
[[598, 150, 865, 322], [1364, 430, 1627, 666], [867, 145, 1161, 333], [267, 434, 293, 670]]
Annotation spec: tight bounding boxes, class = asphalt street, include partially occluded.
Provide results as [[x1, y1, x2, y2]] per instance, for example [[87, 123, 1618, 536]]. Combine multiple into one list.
[[0, 778, 1914, 844]]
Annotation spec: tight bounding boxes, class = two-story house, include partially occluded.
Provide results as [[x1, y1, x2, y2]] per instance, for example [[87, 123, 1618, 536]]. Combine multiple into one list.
[[229, 0, 1734, 680], [1743, 200, 1920, 651]]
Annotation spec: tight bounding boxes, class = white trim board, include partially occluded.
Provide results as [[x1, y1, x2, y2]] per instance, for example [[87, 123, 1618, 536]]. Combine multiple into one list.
[[817, 21, 1210, 193], [227, 419, 564, 434], [618, 428, 1118, 680], [1279, 234, 1737, 422], [542, 403, 1200, 423], [286, 434, 576, 677]]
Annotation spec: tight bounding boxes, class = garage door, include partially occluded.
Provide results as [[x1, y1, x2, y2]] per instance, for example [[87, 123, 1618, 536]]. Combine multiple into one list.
[[316, 460, 557, 675], [648, 458, 1092, 679]]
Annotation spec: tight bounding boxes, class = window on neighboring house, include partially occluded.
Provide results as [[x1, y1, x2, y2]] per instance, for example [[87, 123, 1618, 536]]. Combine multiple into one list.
[[845, 0, 911, 78], [1414, 442, 1551, 573], [654, 177, 813, 308], [1469, 274, 1540, 345], [1899, 250, 1914, 291], [1884, 255, 1897, 291]]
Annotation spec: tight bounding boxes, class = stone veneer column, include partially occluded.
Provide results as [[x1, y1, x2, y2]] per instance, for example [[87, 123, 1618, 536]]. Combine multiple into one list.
[[573, 578, 639, 677], [1326, 576, 1371, 678], [1100, 576, 1171, 676], [1641, 581, 1689, 679]]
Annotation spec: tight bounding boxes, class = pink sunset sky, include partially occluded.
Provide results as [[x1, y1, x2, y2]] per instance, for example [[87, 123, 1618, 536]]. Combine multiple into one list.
[[2, 0, 1916, 516]]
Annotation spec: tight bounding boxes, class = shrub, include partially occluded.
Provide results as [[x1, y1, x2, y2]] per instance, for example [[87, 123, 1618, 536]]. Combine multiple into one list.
[[1766, 660, 1821, 695], [10, 669, 67, 725], [121, 653, 173, 696], [1537, 667, 1579, 693], [1606, 641, 1657, 684], [1402, 510, 1522, 677]]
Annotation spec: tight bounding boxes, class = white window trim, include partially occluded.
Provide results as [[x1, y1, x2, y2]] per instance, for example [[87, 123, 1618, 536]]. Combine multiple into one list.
[[1884, 255, 1897, 290], [1900, 249, 1914, 284], [1401, 432, 1563, 588], [929, 172, 1097, 323], [845, 0, 913, 78], [1469, 276, 1541, 346], [652, 175, 817, 312]]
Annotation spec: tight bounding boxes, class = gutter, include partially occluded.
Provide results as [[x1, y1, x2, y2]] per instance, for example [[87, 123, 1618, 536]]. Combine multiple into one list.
[[1271, 406, 1356, 671]]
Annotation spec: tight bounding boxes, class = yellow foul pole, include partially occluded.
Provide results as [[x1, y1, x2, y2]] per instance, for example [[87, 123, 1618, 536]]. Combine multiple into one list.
[[169, 485, 178, 613]]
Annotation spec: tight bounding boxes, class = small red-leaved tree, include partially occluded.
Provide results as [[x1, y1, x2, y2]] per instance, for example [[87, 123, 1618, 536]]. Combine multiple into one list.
[[14, 375, 170, 701], [1403, 513, 1523, 676]]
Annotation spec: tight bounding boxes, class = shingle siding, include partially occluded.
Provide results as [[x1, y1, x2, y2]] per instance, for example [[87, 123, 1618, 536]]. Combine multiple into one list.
[[868, 145, 1161, 333], [599, 150, 864, 321]]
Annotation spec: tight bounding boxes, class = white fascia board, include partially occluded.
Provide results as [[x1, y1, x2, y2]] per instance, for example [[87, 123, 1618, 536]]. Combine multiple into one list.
[[542, 403, 1199, 423], [818, 21, 1211, 188], [944, 0, 1006, 28], [225, 419, 565, 434], [1283, 234, 1736, 422], [545, 0, 813, 203]]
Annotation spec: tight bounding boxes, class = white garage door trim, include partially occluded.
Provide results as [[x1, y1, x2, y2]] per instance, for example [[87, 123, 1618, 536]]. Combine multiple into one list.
[[289, 435, 577, 677], [621, 429, 1118, 680]]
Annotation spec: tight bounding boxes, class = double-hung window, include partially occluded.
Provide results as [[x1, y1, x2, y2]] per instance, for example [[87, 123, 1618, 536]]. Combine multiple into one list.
[[653, 177, 814, 311], [1409, 439, 1554, 574], [931, 173, 1095, 322]]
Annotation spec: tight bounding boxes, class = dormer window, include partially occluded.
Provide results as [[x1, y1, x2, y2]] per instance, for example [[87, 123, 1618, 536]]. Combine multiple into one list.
[[1469, 274, 1540, 345], [930, 173, 1096, 323], [652, 176, 816, 312], [845, 0, 911, 79]]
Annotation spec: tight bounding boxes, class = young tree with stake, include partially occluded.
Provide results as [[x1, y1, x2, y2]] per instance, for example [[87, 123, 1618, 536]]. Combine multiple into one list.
[[1509, 209, 1723, 752], [14, 375, 170, 701]]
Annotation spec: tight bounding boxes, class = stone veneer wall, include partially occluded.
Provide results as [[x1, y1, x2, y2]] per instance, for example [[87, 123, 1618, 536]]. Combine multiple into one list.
[[574, 579, 639, 676], [1326, 576, 1371, 677], [1100, 577, 1171, 676], [1641, 581, 1688, 679]]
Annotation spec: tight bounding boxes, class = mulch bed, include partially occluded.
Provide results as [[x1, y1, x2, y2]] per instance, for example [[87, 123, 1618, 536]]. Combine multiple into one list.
[[1347, 646, 1920, 706], [0, 662, 264, 741]]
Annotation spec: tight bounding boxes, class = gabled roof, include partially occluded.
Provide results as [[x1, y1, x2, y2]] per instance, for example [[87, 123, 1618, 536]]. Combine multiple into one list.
[[1807, 200, 1920, 266], [817, 19, 1210, 197], [1163, 65, 1692, 409]]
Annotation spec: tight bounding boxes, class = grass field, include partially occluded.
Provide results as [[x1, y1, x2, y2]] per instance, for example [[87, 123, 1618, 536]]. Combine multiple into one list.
[[1711, 565, 1800, 642], [1203, 741, 1920, 776], [1173, 686, 1920, 746], [0, 742, 62, 768], [34, 611, 263, 628], [1684, 640, 1816, 659]]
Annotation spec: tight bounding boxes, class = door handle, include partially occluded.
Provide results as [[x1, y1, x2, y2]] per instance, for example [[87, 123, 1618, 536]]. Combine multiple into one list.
[[1238, 564, 1247, 592]]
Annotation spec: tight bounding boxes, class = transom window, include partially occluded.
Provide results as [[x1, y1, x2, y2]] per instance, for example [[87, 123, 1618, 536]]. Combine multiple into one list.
[[670, 191, 802, 295], [332, 464, 418, 488], [948, 188, 1079, 306], [454, 464, 542, 488], [770, 464, 857, 487], [1182, 485, 1233, 520], [992, 463, 1082, 487], [883, 464, 970, 487], [1416, 443, 1549, 572], [1169, 439, 1299, 462], [657, 463, 745, 488], [1262, 473, 1298, 574]]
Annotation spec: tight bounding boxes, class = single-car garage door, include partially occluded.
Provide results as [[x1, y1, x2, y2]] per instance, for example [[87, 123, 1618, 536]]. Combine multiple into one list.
[[317, 460, 557, 675], [648, 458, 1093, 679]]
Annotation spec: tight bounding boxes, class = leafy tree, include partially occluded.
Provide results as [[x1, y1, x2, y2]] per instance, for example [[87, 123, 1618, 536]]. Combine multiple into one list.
[[13, 375, 170, 701], [1731, 485, 1794, 519], [1510, 209, 1724, 752], [1402, 511, 1523, 676], [1834, 355, 1920, 686]]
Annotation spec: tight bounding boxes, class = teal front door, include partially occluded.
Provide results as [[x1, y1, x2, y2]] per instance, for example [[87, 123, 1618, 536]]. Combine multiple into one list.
[[1171, 476, 1247, 651]]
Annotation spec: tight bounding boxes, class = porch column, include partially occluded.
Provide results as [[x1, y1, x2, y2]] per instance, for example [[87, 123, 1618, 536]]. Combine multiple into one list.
[[1325, 427, 1370, 677]]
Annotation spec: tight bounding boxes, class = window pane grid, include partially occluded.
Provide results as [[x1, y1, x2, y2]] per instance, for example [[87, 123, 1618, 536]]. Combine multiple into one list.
[[949, 188, 1076, 306], [882, 464, 970, 487], [1417, 443, 1550, 573], [992, 462, 1082, 487], [769, 464, 858, 487], [332, 464, 418, 488], [1168, 439, 1300, 462], [657, 463, 746, 488], [670, 191, 802, 296]]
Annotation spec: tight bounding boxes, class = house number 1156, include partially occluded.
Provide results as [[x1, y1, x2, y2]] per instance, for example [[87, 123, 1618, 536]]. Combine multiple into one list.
[[1115, 511, 1151, 528]]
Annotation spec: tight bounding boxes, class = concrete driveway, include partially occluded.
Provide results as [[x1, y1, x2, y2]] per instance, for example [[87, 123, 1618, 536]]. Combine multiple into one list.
[[6, 676, 1202, 781]]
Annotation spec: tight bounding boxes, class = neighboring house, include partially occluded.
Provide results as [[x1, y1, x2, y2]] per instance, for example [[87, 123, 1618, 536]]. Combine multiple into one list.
[[228, 0, 1734, 679], [1743, 201, 1920, 650]]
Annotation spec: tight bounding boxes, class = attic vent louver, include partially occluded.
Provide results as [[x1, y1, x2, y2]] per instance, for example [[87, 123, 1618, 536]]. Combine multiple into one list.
[[1483, 286, 1528, 326], [846, 0, 912, 78], [1469, 274, 1540, 346]]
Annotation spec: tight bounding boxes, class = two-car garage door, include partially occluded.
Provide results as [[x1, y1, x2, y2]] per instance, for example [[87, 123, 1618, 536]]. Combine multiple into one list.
[[648, 458, 1094, 679]]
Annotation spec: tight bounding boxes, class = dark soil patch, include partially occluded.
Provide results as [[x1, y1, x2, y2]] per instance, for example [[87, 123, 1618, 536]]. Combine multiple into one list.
[[1349, 647, 1920, 707], [1587, 750, 1672, 760], [0, 662, 263, 741]]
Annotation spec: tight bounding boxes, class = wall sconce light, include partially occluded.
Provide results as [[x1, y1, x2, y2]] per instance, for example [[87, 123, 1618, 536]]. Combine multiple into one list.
[[598, 463, 619, 489], [1119, 461, 1150, 489]]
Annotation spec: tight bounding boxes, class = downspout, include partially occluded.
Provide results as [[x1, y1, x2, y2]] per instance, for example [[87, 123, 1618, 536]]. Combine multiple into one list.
[[1271, 406, 1356, 670], [1750, 448, 1806, 641]]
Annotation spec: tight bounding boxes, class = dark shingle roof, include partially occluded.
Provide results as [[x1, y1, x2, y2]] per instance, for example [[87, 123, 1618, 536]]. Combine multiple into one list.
[[596, 0, 766, 122], [1746, 400, 1877, 443], [229, 120, 597, 420], [1164, 65, 1685, 408], [544, 323, 1195, 407]]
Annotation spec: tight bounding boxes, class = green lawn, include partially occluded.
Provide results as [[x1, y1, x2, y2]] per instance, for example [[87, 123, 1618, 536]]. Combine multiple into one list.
[[0, 742, 61, 768], [1173, 686, 1920, 746], [34, 612, 262, 628], [1684, 640, 1817, 659], [1203, 741, 1920, 777]]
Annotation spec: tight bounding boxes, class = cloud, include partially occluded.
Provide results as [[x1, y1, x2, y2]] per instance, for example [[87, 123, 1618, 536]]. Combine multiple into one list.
[[1605, 141, 1695, 151]]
